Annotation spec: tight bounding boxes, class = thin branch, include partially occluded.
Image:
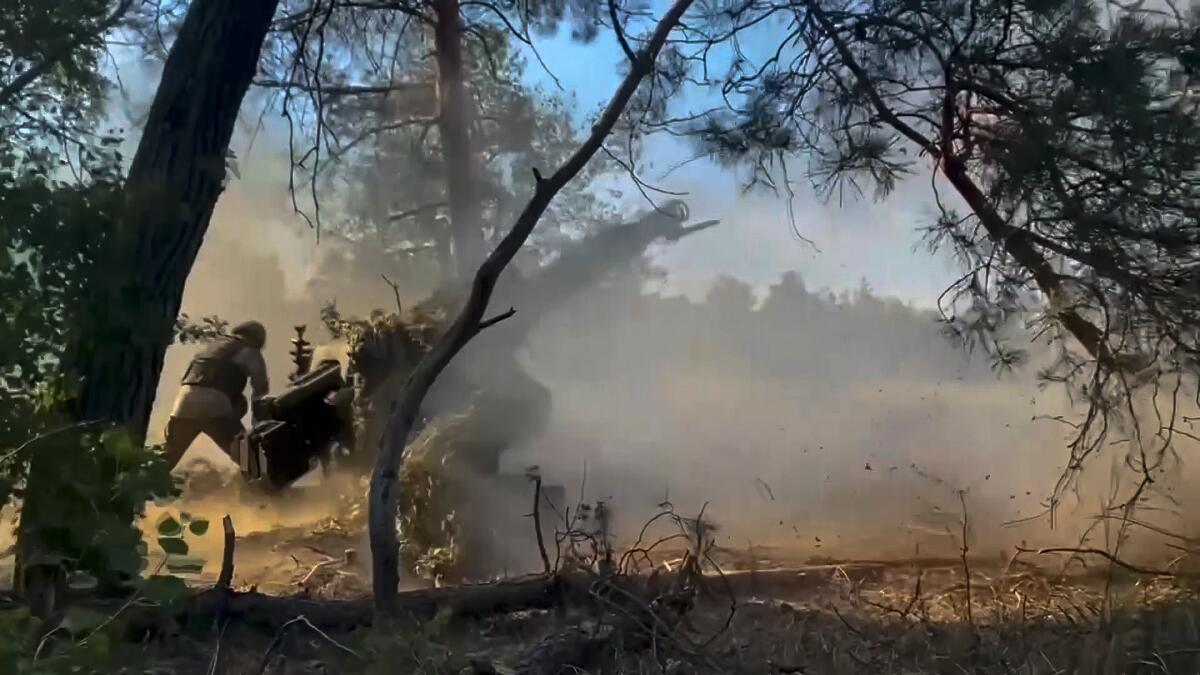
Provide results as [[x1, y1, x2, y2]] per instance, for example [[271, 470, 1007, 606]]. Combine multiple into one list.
[[478, 307, 516, 330], [1016, 546, 1197, 577], [257, 615, 362, 673], [252, 78, 430, 97], [380, 274, 404, 314], [609, 0, 639, 63], [804, 0, 1113, 364], [0, 420, 104, 468], [530, 474, 552, 575]]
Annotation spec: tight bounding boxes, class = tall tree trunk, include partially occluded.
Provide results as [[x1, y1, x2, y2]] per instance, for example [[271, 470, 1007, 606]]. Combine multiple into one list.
[[72, 0, 281, 439], [15, 0, 280, 613], [431, 0, 486, 283]]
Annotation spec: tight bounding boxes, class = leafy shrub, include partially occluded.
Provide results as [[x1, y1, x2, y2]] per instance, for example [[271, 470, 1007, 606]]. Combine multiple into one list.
[[15, 425, 180, 593]]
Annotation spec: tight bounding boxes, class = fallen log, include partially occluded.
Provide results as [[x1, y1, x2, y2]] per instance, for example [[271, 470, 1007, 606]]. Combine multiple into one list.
[[122, 573, 592, 635]]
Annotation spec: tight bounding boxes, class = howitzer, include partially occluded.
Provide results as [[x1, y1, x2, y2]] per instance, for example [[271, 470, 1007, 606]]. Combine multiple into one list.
[[233, 327, 355, 490]]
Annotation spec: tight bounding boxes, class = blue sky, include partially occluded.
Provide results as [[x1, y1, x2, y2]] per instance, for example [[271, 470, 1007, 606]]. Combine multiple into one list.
[[511, 13, 963, 305], [103, 8, 962, 307]]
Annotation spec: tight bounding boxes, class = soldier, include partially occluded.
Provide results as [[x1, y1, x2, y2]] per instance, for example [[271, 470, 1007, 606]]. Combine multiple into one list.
[[163, 320, 270, 471]]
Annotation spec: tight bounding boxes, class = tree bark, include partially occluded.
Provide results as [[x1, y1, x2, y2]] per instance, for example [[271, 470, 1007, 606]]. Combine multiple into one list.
[[432, 0, 487, 282], [368, 0, 697, 615], [71, 0, 281, 439], [15, 0, 279, 612], [938, 159, 1109, 360]]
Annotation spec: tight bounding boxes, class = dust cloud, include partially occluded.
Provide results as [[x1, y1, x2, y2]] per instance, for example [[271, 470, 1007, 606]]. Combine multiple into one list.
[[516, 283, 1093, 560], [149, 135, 1200, 572]]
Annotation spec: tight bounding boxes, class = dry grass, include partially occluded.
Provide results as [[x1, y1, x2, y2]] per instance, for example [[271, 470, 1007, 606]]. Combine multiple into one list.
[[683, 563, 1200, 675], [78, 556, 1194, 674], [84, 467, 1200, 673]]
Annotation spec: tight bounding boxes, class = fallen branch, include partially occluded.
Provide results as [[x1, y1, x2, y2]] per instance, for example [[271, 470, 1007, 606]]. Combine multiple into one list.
[[251, 78, 430, 97], [296, 559, 338, 587], [1015, 546, 1197, 578], [257, 615, 362, 674]]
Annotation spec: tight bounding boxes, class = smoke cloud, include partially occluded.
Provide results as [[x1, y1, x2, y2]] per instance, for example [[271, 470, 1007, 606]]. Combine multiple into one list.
[[150, 130, 1200, 570]]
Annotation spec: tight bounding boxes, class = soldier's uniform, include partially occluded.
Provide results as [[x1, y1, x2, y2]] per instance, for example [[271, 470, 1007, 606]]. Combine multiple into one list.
[[163, 321, 269, 471]]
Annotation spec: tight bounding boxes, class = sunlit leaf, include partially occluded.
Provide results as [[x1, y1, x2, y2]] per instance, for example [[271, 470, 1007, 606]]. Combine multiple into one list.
[[157, 537, 189, 556], [155, 514, 182, 537]]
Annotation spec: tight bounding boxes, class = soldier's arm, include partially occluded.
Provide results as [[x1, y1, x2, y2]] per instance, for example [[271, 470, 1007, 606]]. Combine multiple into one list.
[[235, 348, 270, 399]]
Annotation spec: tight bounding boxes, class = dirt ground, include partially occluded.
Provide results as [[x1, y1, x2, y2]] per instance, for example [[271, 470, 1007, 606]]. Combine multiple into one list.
[[138, 478, 1200, 673], [29, 554, 1197, 674], [6, 462, 1200, 674]]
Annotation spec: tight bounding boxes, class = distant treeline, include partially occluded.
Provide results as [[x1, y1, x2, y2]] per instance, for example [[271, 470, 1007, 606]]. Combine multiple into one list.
[[529, 269, 1023, 388]]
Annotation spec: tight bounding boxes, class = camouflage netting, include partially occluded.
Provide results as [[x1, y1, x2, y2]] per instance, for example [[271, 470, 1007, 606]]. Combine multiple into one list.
[[319, 294, 450, 461], [394, 410, 480, 583], [319, 292, 519, 582]]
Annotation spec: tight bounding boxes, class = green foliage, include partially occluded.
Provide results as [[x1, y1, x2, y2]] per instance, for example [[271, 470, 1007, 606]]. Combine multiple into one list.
[[0, 0, 113, 98], [0, 576, 194, 674], [16, 425, 179, 590], [0, 142, 121, 428], [172, 313, 229, 344], [0, 1, 202, 599], [0, 0, 125, 502], [153, 511, 208, 577], [692, 0, 1200, 359], [187, 518, 209, 536], [279, 4, 626, 288], [679, 0, 1200, 496], [0, 134, 131, 578], [0, 607, 116, 674], [320, 300, 447, 357]]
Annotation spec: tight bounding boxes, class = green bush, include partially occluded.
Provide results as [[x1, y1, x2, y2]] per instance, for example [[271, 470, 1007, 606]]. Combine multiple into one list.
[[15, 425, 180, 593]]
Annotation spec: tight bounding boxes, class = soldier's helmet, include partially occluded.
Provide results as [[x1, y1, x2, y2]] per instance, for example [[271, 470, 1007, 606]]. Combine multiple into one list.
[[231, 320, 267, 350]]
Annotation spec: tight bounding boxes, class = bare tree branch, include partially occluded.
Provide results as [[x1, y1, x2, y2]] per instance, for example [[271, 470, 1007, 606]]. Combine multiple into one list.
[[252, 78, 431, 97], [609, 0, 639, 63]]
